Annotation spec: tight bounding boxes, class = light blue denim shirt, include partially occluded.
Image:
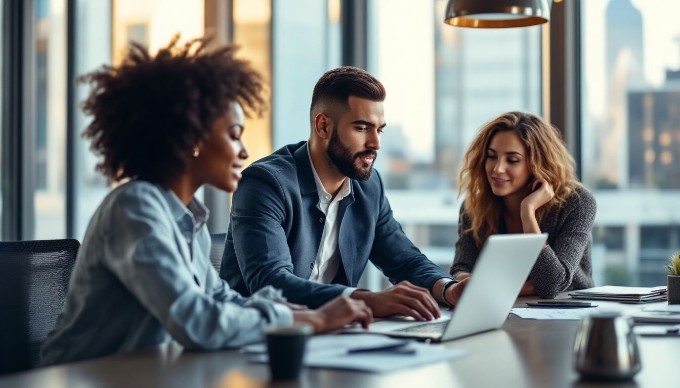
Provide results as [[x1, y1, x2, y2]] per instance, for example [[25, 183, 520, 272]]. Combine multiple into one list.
[[40, 180, 292, 366]]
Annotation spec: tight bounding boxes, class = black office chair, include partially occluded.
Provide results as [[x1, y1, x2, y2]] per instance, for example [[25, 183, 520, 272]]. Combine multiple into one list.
[[209, 233, 227, 272], [0, 239, 80, 375]]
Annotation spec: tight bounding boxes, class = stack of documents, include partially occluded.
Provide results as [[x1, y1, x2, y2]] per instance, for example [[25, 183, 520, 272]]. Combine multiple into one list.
[[568, 286, 667, 303]]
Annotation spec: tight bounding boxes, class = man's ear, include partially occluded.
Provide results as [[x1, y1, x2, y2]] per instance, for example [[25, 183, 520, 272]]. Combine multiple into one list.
[[314, 113, 332, 140]]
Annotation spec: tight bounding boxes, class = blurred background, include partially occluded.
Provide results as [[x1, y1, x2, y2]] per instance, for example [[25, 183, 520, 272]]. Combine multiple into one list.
[[2, 0, 680, 288]]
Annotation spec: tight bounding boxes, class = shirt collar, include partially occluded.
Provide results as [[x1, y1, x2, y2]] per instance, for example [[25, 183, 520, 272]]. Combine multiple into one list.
[[156, 184, 209, 232], [306, 143, 352, 204]]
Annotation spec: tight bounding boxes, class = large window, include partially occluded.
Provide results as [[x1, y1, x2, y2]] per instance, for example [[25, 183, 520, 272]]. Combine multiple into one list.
[[34, 0, 67, 239], [581, 0, 680, 286], [0, 0, 3, 237], [18, 1, 675, 294], [73, 0, 111, 239], [270, 0, 341, 149], [59, 0, 341, 239], [73, 0, 205, 238], [233, 0, 272, 165], [368, 0, 542, 270]]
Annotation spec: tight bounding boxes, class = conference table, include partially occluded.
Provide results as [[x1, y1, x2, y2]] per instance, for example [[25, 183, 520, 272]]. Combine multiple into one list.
[[1, 296, 678, 388]]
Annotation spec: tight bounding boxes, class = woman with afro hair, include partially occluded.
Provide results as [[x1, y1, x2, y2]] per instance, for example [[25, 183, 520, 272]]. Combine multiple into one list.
[[40, 37, 371, 366]]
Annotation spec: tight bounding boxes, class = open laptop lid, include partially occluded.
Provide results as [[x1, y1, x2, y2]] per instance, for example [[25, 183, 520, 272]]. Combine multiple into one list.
[[440, 233, 548, 341], [355, 233, 547, 341]]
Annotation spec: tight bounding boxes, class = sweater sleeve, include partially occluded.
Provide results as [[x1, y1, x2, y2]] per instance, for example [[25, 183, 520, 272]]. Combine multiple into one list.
[[450, 202, 481, 276], [529, 188, 597, 299]]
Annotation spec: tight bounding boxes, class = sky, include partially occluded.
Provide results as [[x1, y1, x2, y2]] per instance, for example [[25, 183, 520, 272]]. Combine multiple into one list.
[[631, 0, 680, 85]]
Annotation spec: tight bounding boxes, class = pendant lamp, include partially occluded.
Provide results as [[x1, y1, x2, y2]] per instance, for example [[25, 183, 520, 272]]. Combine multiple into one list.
[[444, 0, 552, 28]]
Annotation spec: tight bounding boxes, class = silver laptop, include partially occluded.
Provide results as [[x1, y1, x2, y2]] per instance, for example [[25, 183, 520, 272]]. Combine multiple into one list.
[[356, 233, 548, 342]]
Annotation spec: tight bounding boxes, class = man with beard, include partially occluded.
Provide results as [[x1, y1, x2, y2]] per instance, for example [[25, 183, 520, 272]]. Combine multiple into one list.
[[220, 67, 466, 320]]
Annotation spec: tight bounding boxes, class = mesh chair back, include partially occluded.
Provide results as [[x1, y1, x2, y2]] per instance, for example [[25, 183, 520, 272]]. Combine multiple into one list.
[[0, 239, 80, 375], [209, 233, 227, 272]]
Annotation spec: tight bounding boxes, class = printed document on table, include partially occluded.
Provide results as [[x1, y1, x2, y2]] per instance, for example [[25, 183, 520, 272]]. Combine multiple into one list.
[[244, 334, 467, 373], [511, 308, 597, 320]]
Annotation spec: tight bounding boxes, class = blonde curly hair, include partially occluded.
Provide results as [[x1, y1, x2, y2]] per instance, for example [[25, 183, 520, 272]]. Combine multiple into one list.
[[459, 111, 582, 247]]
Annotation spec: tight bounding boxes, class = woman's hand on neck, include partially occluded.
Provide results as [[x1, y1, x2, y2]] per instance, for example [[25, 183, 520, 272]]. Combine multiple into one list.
[[503, 186, 540, 234]]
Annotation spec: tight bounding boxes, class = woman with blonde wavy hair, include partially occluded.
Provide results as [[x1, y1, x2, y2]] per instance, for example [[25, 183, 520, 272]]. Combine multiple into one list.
[[450, 111, 596, 299]]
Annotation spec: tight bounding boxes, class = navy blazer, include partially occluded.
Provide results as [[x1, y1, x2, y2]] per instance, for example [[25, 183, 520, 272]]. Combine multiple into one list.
[[220, 141, 448, 308]]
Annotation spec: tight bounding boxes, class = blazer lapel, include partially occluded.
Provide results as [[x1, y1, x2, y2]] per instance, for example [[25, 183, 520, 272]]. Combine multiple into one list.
[[293, 143, 325, 278], [337, 189, 356, 286]]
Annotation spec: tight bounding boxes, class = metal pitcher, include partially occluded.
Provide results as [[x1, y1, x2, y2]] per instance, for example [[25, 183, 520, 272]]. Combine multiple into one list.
[[573, 312, 641, 380]]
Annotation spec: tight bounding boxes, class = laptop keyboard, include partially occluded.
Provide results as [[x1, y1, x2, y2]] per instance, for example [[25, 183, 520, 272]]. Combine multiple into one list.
[[392, 320, 449, 335]]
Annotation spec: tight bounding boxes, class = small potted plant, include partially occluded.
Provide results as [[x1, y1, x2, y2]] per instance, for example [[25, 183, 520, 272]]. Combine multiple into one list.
[[666, 252, 680, 304]]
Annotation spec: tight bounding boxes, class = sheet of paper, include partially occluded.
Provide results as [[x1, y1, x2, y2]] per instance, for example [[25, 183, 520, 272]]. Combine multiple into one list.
[[305, 342, 466, 373], [629, 311, 680, 324], [245, 334, 467, 373], [642, 304, 680, 313], [510, 307, 597, 320], [242, 333, 408, 354], [633, 325, 680, 335]]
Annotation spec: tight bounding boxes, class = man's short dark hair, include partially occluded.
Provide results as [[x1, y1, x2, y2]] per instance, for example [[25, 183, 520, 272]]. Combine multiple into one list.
[[310, 66, 386, 121], [80, 36, 266, 184]]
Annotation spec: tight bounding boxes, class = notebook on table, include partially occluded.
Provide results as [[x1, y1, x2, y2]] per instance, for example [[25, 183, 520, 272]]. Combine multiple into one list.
[[350, 233, 548, 342]]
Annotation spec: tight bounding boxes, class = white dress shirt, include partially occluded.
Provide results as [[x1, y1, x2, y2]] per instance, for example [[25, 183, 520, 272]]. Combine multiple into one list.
[[307, 145, 356, 297]]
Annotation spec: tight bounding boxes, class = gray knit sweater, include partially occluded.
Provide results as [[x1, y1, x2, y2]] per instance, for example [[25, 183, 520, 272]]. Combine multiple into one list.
[[450, 186, 596, 299]]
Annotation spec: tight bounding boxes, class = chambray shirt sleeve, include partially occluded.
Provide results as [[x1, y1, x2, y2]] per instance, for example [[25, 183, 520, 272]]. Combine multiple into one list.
[[207, 267, 292, 319], [367, 171, 449, 291], [102, 186, 292, 350]]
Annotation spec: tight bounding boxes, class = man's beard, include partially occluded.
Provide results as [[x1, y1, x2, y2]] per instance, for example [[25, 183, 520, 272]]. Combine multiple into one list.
[[327, 130, 377, 181]]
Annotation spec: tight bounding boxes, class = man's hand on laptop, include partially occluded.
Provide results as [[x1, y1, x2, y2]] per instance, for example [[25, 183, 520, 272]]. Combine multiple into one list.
[[350, 281, 440, 321]]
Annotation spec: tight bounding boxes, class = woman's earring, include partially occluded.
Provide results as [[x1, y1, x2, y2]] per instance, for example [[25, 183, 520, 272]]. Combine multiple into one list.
[[192, 148, 199, 158]]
